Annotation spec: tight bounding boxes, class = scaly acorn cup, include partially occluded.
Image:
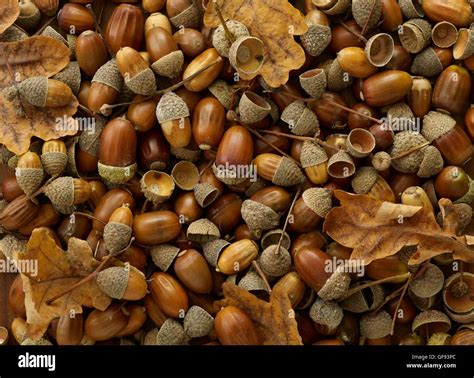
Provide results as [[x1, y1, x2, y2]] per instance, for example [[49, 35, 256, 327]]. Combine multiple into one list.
[[229, 36, 265, 77], [299, 68, 327, 99], [212, 20, 249, 58], [389, 131, 429, 173], [116, 47, 157, 96], [300, 141, 329, 185], [254, 153, 305, 187], [238, 91, 272, 125], [96, 266, 147, 300], [147, 27, 184, 78], [150, 244, 181, 272], [241, 199, 280, 237], [7, 77, 73, 108], [351, 166, 396, 202], [352, 0, 382, 30], [53, 61, 81, 95], [103, 205, 133, 254], [140, 170, 175, 205], [258, 245, 292, 277], [44, 177, 91, 214], [41, 140, 68, 177], [281, 101, 320, 137], [156, 92, 192, 148], [186, 218, 220, 243], [300, 10, 331, 57], [89, 59, 123, 114], [15, 152, 44, 196]]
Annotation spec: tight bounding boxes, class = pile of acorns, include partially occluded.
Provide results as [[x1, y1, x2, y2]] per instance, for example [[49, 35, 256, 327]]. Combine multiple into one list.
[[1, 0, 474, 346]]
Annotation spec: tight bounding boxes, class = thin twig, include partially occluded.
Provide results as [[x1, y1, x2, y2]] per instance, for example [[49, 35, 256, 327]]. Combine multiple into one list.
[[389, 274, 412, 335], [391, 142, 430, 160], [361, 0, 378, 36], [252, 260, 272, 294], [342, 272, 411, 300], [275, 185, 302, 255], [214, 0, 235, 43], [338, 20, 367, 43]]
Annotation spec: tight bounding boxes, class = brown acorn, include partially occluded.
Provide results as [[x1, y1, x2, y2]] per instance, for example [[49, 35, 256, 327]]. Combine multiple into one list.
[[57, 3, 94, 35], [407, 76, 432, 118], [174, 249, 213, 294], [76, 31, 109, 78], [173, 28, 206, 57], [434, 166, 469, 200], [351, 166, 396, 202], [41, 139, 67, 177], [290, 188, 332, 233], [215, 306, 261, 345], [15, 152, 43, 196], [300, 10, 331, 57], [183, 48, 224, 92], [116, 47, 157, 96], [432, 65, 471, 116], [34, 0, 58, 15], [9, 77, 73, 108], [104, 4, 144, 54], [421, 0, 471, 27], [44, 177, 91, 214], [56, 314, 84, 346], [149, 272, 189, 318], [97, 266, 147, 300], [89, 60, 123, 113], [146, 27, 184, 78], [217, 239, 258, 275], [156, 92, 192, 148], [85, 303, 128, 341], [254, 153, 305, 187], [17, 0, 41, 31], [337, 47, 377, 79], [361, 70, 413, 107], [187, 218, 220, 243], [103, 205, 133, 253], [212, 20, 249, 57], [192, 97, 225, 150], [133, 211, 182, 245], [19, 203, 61, 236]]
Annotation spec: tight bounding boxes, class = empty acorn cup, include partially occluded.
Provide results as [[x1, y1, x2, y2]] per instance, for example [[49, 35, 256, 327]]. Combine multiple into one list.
[[453, 26, 474, 60], [431, 21, 458, 48], [346, 128, 376, 158], [193, 182, 220, 207], [239, 91, 271, 124], [299, 68, 327, 99], [327, 150, 356, 178], [229, 36, 265, 76], [140, 170, 175, 205], [365, 33, 394, 67], [399, 20, 431, 53], [322, 0, 350, 15], [261, 228, 291, 250], [399, 0, 424, 19], [171, 160, 200, 190]]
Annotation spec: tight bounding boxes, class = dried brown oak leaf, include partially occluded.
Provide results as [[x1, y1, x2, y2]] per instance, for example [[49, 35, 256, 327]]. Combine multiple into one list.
[[0, 0, 20, 34], [0, 36, 70, 86], [215, 282, 303, 345], [12, 227, 112, 340], [0, 91, 78, 155], [323, 191, 474, 267], [204, 0, 307, 88]]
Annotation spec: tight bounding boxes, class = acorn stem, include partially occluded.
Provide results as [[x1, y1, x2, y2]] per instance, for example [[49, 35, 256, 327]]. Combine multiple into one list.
[[342, 272, 411, 300], [391, 142, 430, 160], [86, 4, 114, 57], [199, 158, 215, 177], [252, 260, 272, 294], [372, 285, 406, 314], [73, 211, 107, 225], [214, 0, 235, 43], [360, 0, 378, 36], [275, 185, 302, 255], [389, 273, 412, 335], [338, 20, 367, 43], [259, 129, 339, 153]]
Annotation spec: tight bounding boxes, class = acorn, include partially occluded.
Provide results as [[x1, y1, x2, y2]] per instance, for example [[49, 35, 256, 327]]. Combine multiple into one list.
[[300, 141, 329, 185], [173, 28, 205, 57], [238, 268, 269, 293], [116, 47, 156, 96], [215, 305, 261, 345], [254, 153, 305, 187], [187, 218, 220, 243], [351, 166, 395, 202], [44, 177, 90, 214], [202, 239, 230, 268], [149, 244, 179, 274], [453, 26, 474, 60], [318, 265, 351, 302], [16, 0, 41, 31], [145, 319, 185, 345], [434, 166, 469, 200], [89, 60, 123, 114], [352, 0, 382, 30], [238, 91, 271, 125], [320, 59, 353, 92], [346, 128, 376, 158], [229, 36, 265, 76], [409, 48, 443, 77], [57, 3, 94, 35], [289, 188, 332, 233], [309, 298, 344, 334], [407, 77, 432, 118], [104, 4, 144, 54], [149, 272, 189, 318], [412, 310, 451, 337], [399, 18, 432, 54], [146, 27, 184, 78], [407, 263, 444, 301], [281, 101, 320, 137], [167, 0, 201, 28], [8, 77, 73, 108], [103, 205, 133, 254], [371, 151, 391, 172], [52, 61, 81, 96], [300, 10, 331, 57], [183, 48, 224, 92], [212, 20, 249, 57], [0, 195, 40, 231], [257, 245, 291, 277], [15, 152, 44, 196], [217, 239, 259, 275], [422, 111, 473, 166], [359, 311, 391, 339], [76, 31, 109, 78], [0, 235, 27, 260], [442, 272, 474, 323], [365, 33, 394, 67], [183, 306, 214, 339], [421, 0, 472, 27], [140, 170, 175, 205], [432, 65, 471, 116], [174, 249, 213, 294], [337, 47, 377, 79], [156, 92, 192, 148], [192, 97, 225, 150], [388, 131, 428, 174], [41, 140, 67, 177], [208, 79, 236, 110], [361, 70, 413, 107], [341, 283, 384, 313]]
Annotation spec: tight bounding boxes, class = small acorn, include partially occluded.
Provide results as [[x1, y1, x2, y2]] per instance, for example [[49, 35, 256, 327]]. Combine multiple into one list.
[[15, 152, 44, 196], [371, 151, 392, 172], [183, 306, 214, 339], [41, 140, 67, 177], [186, 218, 220, 243], [318, 265, 351, 302], [238, 91, 271, 125], [300, 10, 331, 57], [389, 131, 429, 173], [258, 245, 292, 277], [89, 60, 123, 114], [16, 0, 41, 31], [359, 310, 392, 339], [412, 310, 451, 337], [281, 101, 320, 137], [96, 266, 147, 300], [8, 77, 73, 108], [217, 239, 259, 275], [149, 244, 180, 272], [168, 0, 201, 29], [116, 47, 157, 96], [309, 298, 344, 334], [208, 79, 237, 110], [254, 153, 305, 187], [144, 319, 185, 345], [351, 166, 396, 202], [103, 205, 133, 254], [300, 141, 329, 185], [53, 61, 82, 95], [44, 176, 91, 214], [147, 27, 184, 78], [410, 48, 443, 77], [212, 20, 249, 57], [156, 92, 192, 148]]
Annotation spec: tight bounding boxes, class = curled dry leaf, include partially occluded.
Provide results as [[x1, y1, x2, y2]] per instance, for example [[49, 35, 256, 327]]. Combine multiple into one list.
[[0, 36, 70, 86], [12, 228, 112, 340], [215, 282, 303, 345], [0, 92, 78, 155], [323, 191, 474, 266], [204, 0, 307, 87], [0, 0, 20, 34]]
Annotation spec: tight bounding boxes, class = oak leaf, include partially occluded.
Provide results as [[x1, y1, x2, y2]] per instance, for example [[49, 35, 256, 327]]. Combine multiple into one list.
[[0, 91, 78, 155], [0, 36, 70, 86], [215, 282, 302, 345], [0, 0, 20, 34], [323, 191, 474, 266], [204, 0, 307, 88], [12, 228, 112, 340]]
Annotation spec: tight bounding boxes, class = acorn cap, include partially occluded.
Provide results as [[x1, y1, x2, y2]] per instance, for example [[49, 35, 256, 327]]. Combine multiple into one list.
[[408, 288, 436, 311], [309, 298, 344, 329], [296, 288, 317, 310], [272, 157, 305, 186], [389, 131, 428, 173], [239, 91, 271, 124], [183, 306, 214, 339], [103, 222, 132, 254], [318, 265, 351, 301], [327, 150, 356, 178], [327, 59, 353, 91], [455, 179, 474, 206], [171, 161, 199, 190], [171, 145, 201, 162], [300, 141, 328, 168], [281, 101, 320, 137], [372, 151, 392, 171], [79, 117, 105, 157], [453, 203, 472, 233], [53, 61, 81, 94], [156, 92, 190, 123], [409, 263, 444, 299], [399, 0, 424, 19], [300, 25, 331, 57], [0, 235, 27, 260], [67, 34, 77, 60], [408, 18, 432, 41], [44, 176, 76, 214], [365, 33, 394, 67], [16, 4, 41, 30], [92, 60, 123, 93], [352, 0, 382, 30], [351, 166, 378, 194], [241, 199, 280, 234], [96, 267, 130, 299], [323, 0, 350, 15], [202, 239, 230, 267], [410, 48, 443, 77], [422, 111, 456, 142], [417, 146, 444, 178], [187, 218, 220, 243], [169, 3, 201, 29], [66, 137, 80, 177], [244, 177, 267, 198], [261, 229, 291, 250], [259, 245, 292, 277], [151, 50, 184, 78], [212, 20, 249, 58], [359, 310, 392, 339], [98, 162, 137, 184], [302, 187, 332, 218], [299, 69, 327, 99], [16, 167, 44, 196], [208, 79, 237, 110], [7, 155, 19, 170], [193, 183, 219, 207], [341, 283, 384, 313], [412, 310, 451, 334], [427, 332, 451, 345], [143, 328, 159, 345], [442, 272, 474, 320], [386, 102, 414, 119], [22, 338, 53, 346], [17, 76, 48, 107], [125, 67, 157, 96], [212, 163, 248, 185], [453, 26, 474, 60], [346, 128, 376, 158], [399, 22, 427, 53], [229, 36, 265, 75], [42, 26, 68, 45], [150, 244, 180, 271], [238, 268, 269, 292], [431, 21, 458, 48], [157, 319, 185, 345]]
